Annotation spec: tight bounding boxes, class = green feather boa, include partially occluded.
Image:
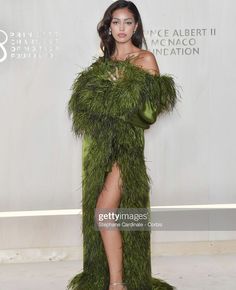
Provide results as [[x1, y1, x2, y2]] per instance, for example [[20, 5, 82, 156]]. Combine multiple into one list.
[[67, 56, 180, 290], [68, 56, 180, 137]]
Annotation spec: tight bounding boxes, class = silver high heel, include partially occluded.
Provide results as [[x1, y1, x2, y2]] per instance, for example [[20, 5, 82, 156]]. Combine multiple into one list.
[[109, 281, 127, 290]]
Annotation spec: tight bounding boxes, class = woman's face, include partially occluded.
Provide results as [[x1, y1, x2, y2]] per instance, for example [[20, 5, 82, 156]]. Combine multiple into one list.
[[110, 8, 138, 42]]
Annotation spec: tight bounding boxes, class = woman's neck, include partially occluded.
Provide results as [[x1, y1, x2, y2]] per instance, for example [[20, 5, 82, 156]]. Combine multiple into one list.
[[111, 44, 141, 61]]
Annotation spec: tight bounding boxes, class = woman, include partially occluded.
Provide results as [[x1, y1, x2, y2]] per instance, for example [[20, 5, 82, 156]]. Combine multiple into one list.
[[67, 1, 180, 289]]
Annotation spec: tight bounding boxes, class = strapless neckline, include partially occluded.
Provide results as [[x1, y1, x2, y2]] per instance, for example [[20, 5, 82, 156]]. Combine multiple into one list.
[[110, 53, 140, 62], [108, 56, 159, 78], [92, 55, 160, 78]]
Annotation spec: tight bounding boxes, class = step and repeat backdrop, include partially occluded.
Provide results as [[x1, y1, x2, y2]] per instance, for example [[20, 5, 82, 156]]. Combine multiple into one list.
[[0, 0, 235, 248]]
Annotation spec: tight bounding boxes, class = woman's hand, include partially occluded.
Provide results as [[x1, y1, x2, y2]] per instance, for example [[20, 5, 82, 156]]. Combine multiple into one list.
[[107, 67, 125, 81]]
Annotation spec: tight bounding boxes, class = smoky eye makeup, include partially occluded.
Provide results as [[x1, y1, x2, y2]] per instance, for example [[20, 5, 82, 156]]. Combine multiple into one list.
[[111, 19, 134, 24]]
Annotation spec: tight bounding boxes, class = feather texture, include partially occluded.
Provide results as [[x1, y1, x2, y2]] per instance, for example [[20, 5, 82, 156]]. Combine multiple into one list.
[[67, 55, 180, 290]]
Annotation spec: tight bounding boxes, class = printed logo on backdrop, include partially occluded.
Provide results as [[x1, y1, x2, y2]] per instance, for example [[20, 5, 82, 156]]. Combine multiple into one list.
[[145, 28, 216, 56], [0, 29, 60, 63]]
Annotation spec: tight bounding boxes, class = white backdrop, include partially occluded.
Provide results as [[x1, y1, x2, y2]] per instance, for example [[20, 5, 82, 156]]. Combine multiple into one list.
[[0, 0, 236, 253]]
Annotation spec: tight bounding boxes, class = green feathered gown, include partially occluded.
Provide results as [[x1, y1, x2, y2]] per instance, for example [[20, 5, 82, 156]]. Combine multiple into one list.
[[67, 55, 180, 290]]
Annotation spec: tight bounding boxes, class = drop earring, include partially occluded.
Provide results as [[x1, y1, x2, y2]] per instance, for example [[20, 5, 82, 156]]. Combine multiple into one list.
[[109, 28, 112, 35]]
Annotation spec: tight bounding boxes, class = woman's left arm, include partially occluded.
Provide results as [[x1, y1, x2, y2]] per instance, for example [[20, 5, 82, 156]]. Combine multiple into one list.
[[127, 52, 180, 129]]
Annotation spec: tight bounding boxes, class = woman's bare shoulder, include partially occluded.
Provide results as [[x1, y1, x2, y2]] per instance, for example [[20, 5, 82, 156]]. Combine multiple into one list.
[[131, 50, 160, 76]]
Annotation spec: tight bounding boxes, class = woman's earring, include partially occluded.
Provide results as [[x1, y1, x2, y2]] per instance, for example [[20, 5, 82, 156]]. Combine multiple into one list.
[[133, 30, 136, 34], [109, 28, 112, 35]]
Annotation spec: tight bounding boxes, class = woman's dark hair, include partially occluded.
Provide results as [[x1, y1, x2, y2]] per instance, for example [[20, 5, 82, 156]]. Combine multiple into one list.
[[97, 0, 148, 60]]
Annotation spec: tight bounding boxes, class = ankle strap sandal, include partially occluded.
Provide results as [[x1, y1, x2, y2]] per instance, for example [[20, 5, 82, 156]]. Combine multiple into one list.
[[109, 281, 127, 289]]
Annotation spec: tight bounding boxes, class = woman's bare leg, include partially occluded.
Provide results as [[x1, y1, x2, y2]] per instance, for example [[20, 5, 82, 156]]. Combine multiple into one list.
[[95, 162, 126, 290]]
